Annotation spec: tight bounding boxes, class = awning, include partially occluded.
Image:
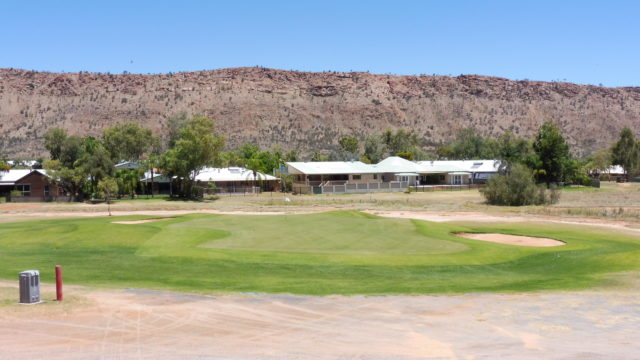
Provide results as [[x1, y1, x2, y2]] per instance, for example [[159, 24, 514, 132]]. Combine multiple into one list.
[[395, 173, 420, 176]]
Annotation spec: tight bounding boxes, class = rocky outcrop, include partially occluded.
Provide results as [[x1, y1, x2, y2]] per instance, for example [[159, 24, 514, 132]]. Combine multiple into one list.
[[1, 67, 639, 158]]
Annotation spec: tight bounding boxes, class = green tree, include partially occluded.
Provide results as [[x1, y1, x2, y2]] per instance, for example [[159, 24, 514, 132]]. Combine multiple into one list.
[[532, 122, 571, 184], [364, 134, 386, 163], [382, 129, 419, 157], [44, 159, 86, 201], [237, 143, 260, 162], [0, 161, 9, 171], [102, 122, 157, 162], [481, 164, 559, 206], [77, 137, 114, 195], [160, 116, 225, 198], [449, 128, 499, 159], [59, 136, 86, 169], [611, 127, 639, 177], [586, 148, 612, 176], [165, 112, 190, 149], [496, 131, 533, 172], [114, 169, 141, 198], [310, 151, 329, 162], [284, 149, 299, 162], [43, 127, 68, 160], [97, 177, 119, 216], [338, 136, 359, 154]]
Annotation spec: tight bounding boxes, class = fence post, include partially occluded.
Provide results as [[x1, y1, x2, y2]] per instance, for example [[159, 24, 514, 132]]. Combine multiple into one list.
[[55, 265, 63, 301]]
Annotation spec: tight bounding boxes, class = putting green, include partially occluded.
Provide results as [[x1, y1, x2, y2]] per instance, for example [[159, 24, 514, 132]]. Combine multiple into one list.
[[0, 211, 639, 294]]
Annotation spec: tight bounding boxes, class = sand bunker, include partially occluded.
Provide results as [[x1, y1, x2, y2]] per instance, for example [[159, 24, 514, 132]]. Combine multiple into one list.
[[456, 233, 565, 247], [112, 217, 174, 225]]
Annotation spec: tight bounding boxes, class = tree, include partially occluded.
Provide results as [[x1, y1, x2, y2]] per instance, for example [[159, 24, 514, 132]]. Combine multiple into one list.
[[532, 122, 571, 184], [496, 131, 533, 172], [611, 127, 639, 177], [97, 177, 118, 216], [364, 134, 386, 163], [77, 137, 114, 195], [237, 143, 260, 162], [44, 159, 86, 202], [382, 129, 419, 157], [331, 136, 360, 161], [160, 116, 225, 198], [310, 151, 329, 162], [586, 148, 613, 176], [43, 127, 68, 161], [481, 164, 559, 206], [59, 136, 85, 169], [165, 112, 190, 149], [338, 136, 359, 154], [0, 160, 9, 171], [448, 128, 499, 159], [102, 122, 157, 162]]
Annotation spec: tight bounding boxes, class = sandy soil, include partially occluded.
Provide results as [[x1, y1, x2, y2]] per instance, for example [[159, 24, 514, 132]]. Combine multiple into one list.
[[0, 281, 638, 360], [365, 210, 640, 235], [112, 217, 175, 224], [456, 233, 565, 247]]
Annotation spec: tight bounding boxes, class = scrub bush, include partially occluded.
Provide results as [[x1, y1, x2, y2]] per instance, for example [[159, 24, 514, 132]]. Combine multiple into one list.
[[481, 164, 560, 206]]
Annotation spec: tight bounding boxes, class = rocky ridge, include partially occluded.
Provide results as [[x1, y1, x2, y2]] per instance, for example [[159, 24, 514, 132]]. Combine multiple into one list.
[[1, 67, 639, 158]]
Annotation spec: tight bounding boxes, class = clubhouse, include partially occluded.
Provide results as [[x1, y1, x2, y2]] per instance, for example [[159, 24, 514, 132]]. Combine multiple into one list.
[[286, 156, 499, 194]]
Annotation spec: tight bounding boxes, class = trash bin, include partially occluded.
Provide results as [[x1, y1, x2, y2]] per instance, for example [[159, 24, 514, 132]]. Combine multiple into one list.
[[19, 270, 40, 304]]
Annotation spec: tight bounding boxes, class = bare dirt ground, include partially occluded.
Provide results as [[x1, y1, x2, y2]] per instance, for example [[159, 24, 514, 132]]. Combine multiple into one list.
[[1, 281, 639, 360]]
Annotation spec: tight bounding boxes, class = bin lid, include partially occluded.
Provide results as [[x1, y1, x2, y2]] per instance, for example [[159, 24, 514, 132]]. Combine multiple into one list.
[[20, 270, 39, 276]]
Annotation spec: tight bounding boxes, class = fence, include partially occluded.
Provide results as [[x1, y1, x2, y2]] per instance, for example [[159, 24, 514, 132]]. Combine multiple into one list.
[[7, 195, 72, 202], [292, 182, 483, 195], [411, 184, 483, 192], [293, 181, 409, 194]]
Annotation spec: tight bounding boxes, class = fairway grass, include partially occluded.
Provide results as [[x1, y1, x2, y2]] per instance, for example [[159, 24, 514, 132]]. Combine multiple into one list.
[[1, 211, 639, 295]]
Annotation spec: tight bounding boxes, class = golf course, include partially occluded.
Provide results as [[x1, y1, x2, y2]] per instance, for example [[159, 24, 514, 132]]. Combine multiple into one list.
[[1, 210, 639, 295]]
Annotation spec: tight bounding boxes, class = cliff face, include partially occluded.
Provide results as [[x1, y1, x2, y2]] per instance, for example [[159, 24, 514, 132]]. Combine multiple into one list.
[[1, 67, 639, 158]]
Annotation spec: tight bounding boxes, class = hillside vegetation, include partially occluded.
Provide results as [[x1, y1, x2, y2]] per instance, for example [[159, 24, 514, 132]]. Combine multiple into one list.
[[2, 67, 640, 158]]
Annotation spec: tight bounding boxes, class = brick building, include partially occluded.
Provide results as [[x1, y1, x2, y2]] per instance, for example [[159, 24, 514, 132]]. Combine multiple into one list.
[[0, 169, 65, 202]]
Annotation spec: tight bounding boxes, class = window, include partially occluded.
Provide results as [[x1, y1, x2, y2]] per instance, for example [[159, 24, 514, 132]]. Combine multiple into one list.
[[352, 175, 361, 180], [15, 184, 31, 197], [44, 185, 50, 197], [373, 174, 378, 180]]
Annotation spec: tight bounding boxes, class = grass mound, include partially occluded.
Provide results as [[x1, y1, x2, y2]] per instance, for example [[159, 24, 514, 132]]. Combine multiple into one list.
[[0, 211, 639, 295]]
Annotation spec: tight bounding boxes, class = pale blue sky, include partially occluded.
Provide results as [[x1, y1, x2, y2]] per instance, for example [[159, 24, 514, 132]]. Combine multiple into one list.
[[1, 1, 638, 86]]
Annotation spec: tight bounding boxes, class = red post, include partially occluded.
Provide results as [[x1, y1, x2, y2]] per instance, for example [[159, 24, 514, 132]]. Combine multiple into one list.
[[55, 265, 63, 301]]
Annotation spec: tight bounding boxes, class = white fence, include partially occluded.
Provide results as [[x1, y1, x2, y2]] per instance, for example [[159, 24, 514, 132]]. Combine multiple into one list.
[[311, 181, 409, 194]]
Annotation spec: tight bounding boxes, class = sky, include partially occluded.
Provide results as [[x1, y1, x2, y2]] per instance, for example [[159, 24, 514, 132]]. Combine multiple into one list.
[[1, 1, 638, 87]]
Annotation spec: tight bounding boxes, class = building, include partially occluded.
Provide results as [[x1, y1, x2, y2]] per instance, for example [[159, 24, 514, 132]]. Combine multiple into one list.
[[195, 167, 279, 193], [286, 157, 500, 194], [0, 169, 65, 202]]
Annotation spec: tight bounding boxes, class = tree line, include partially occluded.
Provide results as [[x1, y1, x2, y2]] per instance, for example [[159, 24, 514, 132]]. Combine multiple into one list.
[[3, 113, 637, 202]]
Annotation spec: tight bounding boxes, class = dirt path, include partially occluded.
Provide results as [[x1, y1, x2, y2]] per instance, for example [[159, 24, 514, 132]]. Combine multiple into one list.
[[0, 282, 638, 360]]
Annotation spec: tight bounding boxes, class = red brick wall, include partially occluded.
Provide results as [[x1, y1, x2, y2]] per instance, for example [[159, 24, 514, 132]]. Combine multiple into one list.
[[15, 172, 61, 199]]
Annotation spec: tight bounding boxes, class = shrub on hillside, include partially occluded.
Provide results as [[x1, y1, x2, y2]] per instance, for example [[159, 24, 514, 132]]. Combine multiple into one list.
[[481, 164, 560, 206]]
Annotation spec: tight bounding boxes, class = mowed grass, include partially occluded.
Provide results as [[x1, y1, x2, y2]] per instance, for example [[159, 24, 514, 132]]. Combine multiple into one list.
[[0, 211, 639, 295]]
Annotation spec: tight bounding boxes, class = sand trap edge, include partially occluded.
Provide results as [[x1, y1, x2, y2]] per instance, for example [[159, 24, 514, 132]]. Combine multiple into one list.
[[112, 217, 175, 225], [454, 233, 566, 247]]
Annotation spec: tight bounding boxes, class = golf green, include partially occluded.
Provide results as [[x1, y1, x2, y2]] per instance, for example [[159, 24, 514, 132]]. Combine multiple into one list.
[[0, 211, 638, 294]]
